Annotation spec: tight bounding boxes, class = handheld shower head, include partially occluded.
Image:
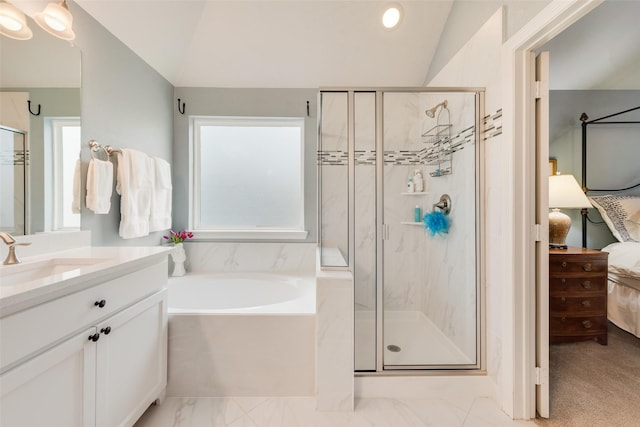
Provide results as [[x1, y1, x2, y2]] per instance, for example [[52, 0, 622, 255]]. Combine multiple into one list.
[[425, 100, 448, 118]]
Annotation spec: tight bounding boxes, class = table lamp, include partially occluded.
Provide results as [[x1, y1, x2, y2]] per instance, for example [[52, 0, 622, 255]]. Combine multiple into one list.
[[548, 174, 592, 249]]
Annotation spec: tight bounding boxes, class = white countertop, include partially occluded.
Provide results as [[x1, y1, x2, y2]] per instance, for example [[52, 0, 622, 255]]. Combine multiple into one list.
[[0, 246, 172, 317]]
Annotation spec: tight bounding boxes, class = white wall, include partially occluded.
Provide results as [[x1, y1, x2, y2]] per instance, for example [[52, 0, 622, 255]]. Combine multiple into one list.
[[427, 7, 506, 403], [426, 0, 550, 84]]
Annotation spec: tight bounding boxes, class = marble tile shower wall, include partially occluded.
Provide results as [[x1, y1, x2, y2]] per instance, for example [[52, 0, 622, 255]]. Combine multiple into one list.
[[184, 243, 317, 275]]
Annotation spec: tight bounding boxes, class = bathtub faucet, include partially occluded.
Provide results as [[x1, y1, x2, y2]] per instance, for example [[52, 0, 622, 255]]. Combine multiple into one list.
[[0, 232, 31, 265]]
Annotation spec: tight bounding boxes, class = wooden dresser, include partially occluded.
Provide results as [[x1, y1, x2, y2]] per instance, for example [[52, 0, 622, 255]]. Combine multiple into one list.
[[549, 247, 608, 345]]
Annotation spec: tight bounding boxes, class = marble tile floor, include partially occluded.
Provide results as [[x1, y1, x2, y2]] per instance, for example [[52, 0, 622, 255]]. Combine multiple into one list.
[[134, 396, 535, 427]]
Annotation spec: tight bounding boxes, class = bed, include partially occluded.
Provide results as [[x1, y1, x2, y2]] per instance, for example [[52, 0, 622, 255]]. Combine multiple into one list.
[[581, 107, 640, 338]]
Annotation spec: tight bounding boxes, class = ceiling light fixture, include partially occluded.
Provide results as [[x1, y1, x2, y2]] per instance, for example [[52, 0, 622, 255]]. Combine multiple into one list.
[[34, 0, 75, 41], [382, 3, 403, 30], [0, 1, 33, 40]]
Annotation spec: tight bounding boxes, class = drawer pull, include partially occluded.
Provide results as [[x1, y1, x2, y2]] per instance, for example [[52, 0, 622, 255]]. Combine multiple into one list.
[[100, 326, 112, 335], [582, 320, 593, 329], [561, 278, 566, 284], [561, 317, 566, 322], [561, 297, 566, 303], [582, 263, 592, 272], [581, 300, 591, 308], [581, 281, 591, 289], [94, 299, 106, 308], [562, 261, 567, 268], [88, 333, 100, 342]]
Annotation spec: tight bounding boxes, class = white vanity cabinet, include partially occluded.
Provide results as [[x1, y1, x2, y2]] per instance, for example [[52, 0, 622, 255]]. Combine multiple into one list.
[[0, 258, 168, 427]]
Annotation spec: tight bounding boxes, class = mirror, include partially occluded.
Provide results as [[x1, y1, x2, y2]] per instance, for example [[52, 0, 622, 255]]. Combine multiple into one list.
[[0, 14, 81, 235]]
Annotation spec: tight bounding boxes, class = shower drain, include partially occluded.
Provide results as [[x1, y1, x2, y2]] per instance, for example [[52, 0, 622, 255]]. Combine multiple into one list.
[[387, 344, 402, 352]]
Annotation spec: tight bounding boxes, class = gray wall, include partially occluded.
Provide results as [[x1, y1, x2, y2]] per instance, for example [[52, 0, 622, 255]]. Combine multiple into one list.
[[549, 90, 640, 249], [424, 0, 550, 84], [69, 1, 174, 247], [173, 87, 318, 243]]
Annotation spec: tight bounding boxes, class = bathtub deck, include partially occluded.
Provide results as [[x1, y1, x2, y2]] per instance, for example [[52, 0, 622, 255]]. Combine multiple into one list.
[[355, 310, 473, 369]]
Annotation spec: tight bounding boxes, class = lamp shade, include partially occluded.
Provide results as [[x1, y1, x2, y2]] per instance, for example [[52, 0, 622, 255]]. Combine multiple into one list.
[[0, 1, 33, 40], [548, 174, 592, 209]]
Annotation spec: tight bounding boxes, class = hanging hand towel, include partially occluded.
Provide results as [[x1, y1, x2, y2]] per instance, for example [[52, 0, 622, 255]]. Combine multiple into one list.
[[71, 159, 82, 214], [86, 158, 113, 214], [149, 156, 172, 232], [116, 148, 153, 239]]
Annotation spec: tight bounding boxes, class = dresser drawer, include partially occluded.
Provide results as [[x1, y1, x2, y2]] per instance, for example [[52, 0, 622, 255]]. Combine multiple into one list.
[[550, 296, 606, 314], [549, 276, 606, 293], [549, 258, 607, 274], [550, 315, 607, 336]]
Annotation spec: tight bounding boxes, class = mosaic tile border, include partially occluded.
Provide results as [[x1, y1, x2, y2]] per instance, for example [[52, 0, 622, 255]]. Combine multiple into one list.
[[318, 109, 502, 166]]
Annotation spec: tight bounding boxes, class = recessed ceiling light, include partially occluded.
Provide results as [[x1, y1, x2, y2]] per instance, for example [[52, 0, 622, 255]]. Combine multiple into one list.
[[382, 4, 403, 29]]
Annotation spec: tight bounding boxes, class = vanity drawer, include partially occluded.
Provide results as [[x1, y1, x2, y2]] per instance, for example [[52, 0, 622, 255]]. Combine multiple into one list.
[[0, 262, 166, 372]]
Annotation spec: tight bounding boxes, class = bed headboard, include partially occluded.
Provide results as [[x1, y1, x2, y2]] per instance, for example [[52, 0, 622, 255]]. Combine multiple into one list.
[[580, 106, 640, 248]]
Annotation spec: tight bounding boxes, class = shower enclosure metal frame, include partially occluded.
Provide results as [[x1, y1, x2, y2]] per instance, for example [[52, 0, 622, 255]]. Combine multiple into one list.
[[319, 87, 485, 374]]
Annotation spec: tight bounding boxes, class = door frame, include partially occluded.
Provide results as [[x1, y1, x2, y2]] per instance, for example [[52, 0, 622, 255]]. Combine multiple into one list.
[[502, 0, 603, 419]]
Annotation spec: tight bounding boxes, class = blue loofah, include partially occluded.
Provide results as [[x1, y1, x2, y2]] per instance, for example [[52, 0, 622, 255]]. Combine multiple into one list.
[[423, 211, 450, 237]]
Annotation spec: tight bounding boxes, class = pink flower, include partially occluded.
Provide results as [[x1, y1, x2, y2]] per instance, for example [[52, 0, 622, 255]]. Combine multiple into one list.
[[163, 230, 194, 243]]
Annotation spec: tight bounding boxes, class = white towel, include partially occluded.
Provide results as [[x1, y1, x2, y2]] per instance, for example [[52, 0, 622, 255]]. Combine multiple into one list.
[[116, 148, 153, 239], [149, 157, 172, 232], [86, 158, 113, 214], [71, 159, 82, 214]]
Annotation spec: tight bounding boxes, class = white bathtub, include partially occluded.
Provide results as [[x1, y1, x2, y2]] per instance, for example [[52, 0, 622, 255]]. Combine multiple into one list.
[[168, 273, 315, 314], [166, 273, 316, 397]]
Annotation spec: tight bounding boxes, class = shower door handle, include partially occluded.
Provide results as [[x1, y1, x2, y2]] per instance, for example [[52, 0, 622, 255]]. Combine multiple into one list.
[[381, 223, 390, 240]]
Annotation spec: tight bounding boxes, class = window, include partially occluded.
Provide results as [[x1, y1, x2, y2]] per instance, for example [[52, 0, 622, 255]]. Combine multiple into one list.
[[46, 118, 81, 230], [191, 116, 306, 239]]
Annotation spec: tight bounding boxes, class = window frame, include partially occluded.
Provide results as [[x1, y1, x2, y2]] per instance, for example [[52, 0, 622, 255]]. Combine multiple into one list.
[[48, 117, 81, 231], [189, 116, 307, 240]]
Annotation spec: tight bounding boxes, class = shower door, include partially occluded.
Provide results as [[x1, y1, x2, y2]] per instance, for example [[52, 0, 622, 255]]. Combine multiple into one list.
[[381, 91, 480, 369], [319, 89, 482, 372], [0, 126, 28, 236]]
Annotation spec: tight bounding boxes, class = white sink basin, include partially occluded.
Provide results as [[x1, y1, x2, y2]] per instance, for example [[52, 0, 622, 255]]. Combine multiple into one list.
[[0, 258, 110, 287]]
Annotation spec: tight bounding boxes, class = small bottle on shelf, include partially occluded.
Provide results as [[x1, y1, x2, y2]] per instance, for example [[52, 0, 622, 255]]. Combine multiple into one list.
[[407, 177, 414, 193], [413, 169, 424, 192], [414, 205, 421, 223]]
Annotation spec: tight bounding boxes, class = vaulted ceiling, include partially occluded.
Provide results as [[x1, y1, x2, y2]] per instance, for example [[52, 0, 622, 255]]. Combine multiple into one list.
[[74, 0, 454, 88]]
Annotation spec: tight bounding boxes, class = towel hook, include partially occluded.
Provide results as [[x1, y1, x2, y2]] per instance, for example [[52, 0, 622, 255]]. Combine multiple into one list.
[[177, 98, 186, 115], [27, 100, 41, 116], [433, 194, 452, 215]]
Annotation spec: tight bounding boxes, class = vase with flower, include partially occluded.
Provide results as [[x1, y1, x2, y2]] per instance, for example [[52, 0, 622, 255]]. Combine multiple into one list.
[[164, 230, 193, 276]]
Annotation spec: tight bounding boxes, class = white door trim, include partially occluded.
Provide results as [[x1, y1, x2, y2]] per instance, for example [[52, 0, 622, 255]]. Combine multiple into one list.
[[501, 0, 604, 419]]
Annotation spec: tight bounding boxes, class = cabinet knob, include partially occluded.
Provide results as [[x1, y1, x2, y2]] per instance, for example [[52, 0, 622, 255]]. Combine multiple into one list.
[[101, 326, 112, 335], [88, 333, 100, 342], [581, 281, 591, 289], [582, 320, 593, 329], [581, 300, 591, 308], [561, 297, 566, 303], [582, 263, 592, 272], [94, 299, 106, 308], [561, 261, 567, 268]]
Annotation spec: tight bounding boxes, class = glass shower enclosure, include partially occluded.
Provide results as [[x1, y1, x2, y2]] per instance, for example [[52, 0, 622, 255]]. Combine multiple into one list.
[[319, 88, 483, 371]]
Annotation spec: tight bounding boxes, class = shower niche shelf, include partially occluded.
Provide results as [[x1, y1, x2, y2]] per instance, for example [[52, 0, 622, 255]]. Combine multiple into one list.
[[400, 221, 423, 226], [400, 191, 428, 196]]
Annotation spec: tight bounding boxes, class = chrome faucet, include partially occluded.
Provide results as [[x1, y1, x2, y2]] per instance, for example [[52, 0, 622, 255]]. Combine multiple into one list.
[[0, 232, 31, 265]]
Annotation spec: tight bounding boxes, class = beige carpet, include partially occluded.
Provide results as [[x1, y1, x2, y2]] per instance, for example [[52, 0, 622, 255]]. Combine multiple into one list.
[[535, 322, 640, 426]]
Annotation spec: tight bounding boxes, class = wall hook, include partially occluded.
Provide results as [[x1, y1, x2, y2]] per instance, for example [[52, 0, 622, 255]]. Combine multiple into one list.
[[27, 100, 41, 116], [177, 98, 186, 115]]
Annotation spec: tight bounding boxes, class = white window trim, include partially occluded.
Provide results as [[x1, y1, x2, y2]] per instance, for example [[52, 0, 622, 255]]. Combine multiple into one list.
[[189, 116, 308, 240]]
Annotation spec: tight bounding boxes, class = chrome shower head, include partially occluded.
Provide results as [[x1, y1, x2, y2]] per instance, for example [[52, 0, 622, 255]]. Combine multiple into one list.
[[425, 100, 448, 118]]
